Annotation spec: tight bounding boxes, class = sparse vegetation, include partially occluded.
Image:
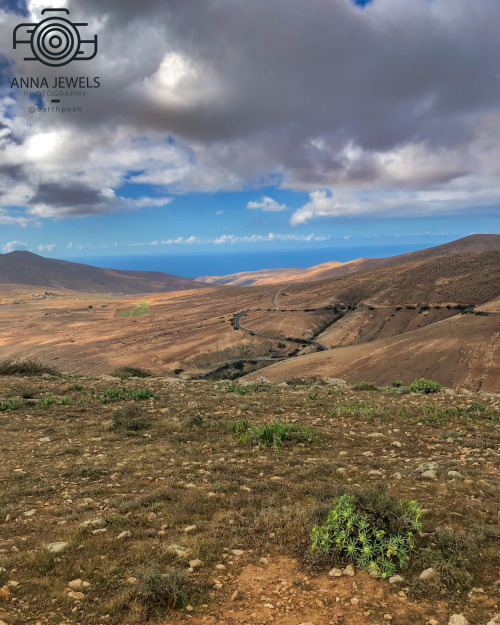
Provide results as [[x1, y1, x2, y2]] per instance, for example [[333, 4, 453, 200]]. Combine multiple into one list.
[[409, 378, 442, 394], [112, 404, 151, 431], [351, 382, 380, 392], [110, 366, 153, 380], [0, 358, 59, 377]]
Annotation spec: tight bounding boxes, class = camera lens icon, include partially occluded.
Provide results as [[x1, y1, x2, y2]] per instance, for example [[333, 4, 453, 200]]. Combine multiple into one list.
[[13, 8, 97, 67]]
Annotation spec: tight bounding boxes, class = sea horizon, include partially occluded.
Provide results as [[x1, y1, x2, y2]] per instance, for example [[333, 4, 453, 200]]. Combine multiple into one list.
[[66, 243, 425, 278]]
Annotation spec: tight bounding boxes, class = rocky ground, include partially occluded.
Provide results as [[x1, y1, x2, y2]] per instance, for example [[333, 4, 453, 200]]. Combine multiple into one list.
[[0, 372, 499, 625]]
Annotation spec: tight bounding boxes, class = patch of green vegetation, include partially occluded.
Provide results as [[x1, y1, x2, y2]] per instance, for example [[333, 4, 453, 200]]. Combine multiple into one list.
[[123, 311, 131, 318], [132, 301, 149, 317], [351, 382, 380, 392], [38, 395, 54, 406], [409, 378, 442, 394], [312, 488, 422, 579], [0, 399, 16, 411], [110, 366, 153, 380], [68, 383, 84, 392], [0, 359, 59, 377], [229, 419, 317, 452]]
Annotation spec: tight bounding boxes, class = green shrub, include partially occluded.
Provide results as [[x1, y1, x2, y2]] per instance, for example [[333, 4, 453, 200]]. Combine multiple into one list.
[[230, 419, 316, 451], [0, 359, 59, 377], [38, 395, 54, 406], [0, 399, 16, 411], [110, 366, 153, 380], [351, 382, 380, 392], [311, 489, 422, 579], [391, 380, 405, 388], [408, 378, 442, 394]]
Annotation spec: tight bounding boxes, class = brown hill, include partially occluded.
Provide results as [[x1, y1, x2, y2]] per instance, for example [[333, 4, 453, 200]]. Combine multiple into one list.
[[243, 313, 500, 391], [0, 251, 206, 294], [197, 234, 500, 286]]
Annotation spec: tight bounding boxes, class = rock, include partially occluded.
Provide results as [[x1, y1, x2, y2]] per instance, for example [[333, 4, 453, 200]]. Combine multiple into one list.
[[116, 531, 131, 540], [487, 617, 500, 625], [67, 591, 85, 600], [46, 541, 68, 553], [80, 517, 106, 529], [231, 589, 241, 601], [189, 559, 203, 569], [417, 462, 438, 473], [264, 603, 274, 609], [23, 509, 36, 517], [259, 557, 269, 564], [422, 470, 437, 480], [0, 585, 11, 599], [350, 597, 360, 605], [389, 575, 405, 584], [39, 437, 51, 442], [167, 544, 191, 559], [448, 471, 463, 479], [328, 567, 343, 577], [231, 549, 244, 556], [429, 620, 439, 625], [92, 528, 107, 535], [392, 441, 402, 448], [343, 564, 355, 576], [126, 577, 137, 585], [393, 472, 402, 479], [184, 525, 197, 533], [215, 564, 226, 570], [448, 615, 468, 625], [419, 568, 438, 582], [369, 470, 382, 477], [68, 579, 83, 590], [0, 620, 8, 625]]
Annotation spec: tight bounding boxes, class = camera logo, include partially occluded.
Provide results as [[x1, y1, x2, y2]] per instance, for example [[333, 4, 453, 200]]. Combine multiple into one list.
[[13, 8, 98, 67]]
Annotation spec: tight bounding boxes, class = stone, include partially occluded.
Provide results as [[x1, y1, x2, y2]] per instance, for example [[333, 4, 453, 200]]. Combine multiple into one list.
[[448, 471, 463, 479], [419, 567, 438, 582], [389, 575, 405, 584], [231, 589, 241, 601], [189, 559, 203, 569], [428, 620, 439, 625], [343, 564, 355, 576], [116, 531, 131, 540], [328, 568, 343, 577], [46, 541, 68, 553], [487, 617, 500, 625], [68, 579, 83, 590], [80, 517, 106, 529], [167, 544, 190, 559], [0, 620, 8, 625], [23, 509, 36, 517], [126, 577, 137, 585], [231, 549, 244, 556], [184, 525, 197, 533], [422, 470, 437, 480], [0, 585, 11, 599], [417, 462, 438, 473], [67, 591, 85, 600], [369, 470, 382, 477], [448, 615, 468, 625]]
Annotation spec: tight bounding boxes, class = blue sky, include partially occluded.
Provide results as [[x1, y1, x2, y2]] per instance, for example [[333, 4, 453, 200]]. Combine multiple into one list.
[[1, 0, 499, 261]]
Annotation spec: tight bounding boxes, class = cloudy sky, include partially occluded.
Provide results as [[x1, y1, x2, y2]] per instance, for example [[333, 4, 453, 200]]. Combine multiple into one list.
[[0, 0, 499, 262]]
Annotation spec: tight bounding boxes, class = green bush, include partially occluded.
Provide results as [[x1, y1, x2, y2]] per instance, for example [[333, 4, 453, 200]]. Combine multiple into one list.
[[110, 366, 152, 380], [135, 566, 202, 616], [351, 382, 380, 392], [230, 419, 316, 452], [408, 378, 442, 394], [311, 489, 422, 579]]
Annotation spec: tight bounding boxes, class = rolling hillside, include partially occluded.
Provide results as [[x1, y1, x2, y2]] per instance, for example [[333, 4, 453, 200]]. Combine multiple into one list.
[[197, 234, 500, 286], [0, 251, 207, 294]]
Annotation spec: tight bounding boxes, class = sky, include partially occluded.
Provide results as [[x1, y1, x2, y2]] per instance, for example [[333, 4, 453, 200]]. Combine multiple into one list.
[[0, 0, 499, 260]]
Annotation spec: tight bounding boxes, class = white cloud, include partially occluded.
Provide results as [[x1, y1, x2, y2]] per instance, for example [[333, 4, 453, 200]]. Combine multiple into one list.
[[1, 241, 28, 253], [247, 197, 287, 212], [37, 243, 56, 252], [128, 232, 330, 247]]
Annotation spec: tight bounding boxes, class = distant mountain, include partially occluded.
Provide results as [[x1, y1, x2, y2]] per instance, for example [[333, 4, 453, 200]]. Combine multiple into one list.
[[196, 234, 500, 286], [0, 251, 207, 294]]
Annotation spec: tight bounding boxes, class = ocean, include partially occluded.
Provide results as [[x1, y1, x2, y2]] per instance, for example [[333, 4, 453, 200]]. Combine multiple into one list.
[[69, 244, 425, 278]]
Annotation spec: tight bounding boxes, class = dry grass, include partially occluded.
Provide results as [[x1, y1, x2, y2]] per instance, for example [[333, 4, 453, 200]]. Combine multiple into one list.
[[0, 375, 499, 624]]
